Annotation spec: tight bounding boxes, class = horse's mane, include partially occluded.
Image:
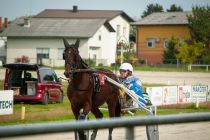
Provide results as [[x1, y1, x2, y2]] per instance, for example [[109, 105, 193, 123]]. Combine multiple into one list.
[[79, 53, 117, 79], [81, 59, 89, 69]]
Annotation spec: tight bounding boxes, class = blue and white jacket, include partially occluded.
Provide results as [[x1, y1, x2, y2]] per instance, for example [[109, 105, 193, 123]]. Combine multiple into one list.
[[120, 76, 145, 105]]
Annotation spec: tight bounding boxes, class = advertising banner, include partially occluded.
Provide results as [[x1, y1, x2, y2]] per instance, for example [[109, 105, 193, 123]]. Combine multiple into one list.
[[207, 85, 210, 101], [162, 86, 178, 105], [191, 85, 208, 102], [0, 90, 13, 115], [146, 87, 163, 106], [178, 85, 192, 103]]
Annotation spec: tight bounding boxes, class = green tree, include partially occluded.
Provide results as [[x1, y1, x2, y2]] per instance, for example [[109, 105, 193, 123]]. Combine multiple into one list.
[[176, 41, 205, 65], [167, 4, 183, 12], [187, 6, 210, 64], [187, 6, 210, 46], [141, 3, 164, 18], [163, 38, 179, 64]]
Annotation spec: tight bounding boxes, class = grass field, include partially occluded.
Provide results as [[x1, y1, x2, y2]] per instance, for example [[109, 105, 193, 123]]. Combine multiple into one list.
[[1, 80, 210, 126]]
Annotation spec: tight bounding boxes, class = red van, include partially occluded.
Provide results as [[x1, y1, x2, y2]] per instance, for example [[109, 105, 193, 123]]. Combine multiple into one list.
[[3, 63, 63, 104]]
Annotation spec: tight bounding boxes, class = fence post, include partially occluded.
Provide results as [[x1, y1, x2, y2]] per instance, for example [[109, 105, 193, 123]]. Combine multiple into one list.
[[176, 59, 179, 68], [126, 126, 134, 140], [188, 64, 191, 71], [21, 106, 25, 120]]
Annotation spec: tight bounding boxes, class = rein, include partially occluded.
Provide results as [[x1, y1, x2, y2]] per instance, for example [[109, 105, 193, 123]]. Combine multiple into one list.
[[68, 68, 115, 75]]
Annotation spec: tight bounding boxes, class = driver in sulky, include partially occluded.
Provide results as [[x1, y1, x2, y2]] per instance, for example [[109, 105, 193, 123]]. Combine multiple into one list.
[[118, 62, 146, 108]]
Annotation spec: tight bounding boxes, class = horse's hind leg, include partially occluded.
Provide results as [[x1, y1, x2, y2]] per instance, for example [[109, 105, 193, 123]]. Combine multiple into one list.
[[107, 96, 119, 140], [90, 106, 103, 140], [108, 128, 113, 140]]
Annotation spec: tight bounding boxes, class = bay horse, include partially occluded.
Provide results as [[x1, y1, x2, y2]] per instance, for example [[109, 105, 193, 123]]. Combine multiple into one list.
[[62, 38, 121, 140]]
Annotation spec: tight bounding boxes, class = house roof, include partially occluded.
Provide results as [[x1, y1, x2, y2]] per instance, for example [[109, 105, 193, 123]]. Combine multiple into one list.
[[35, 9, 134, 22], [132, 11, 192, 26], [2, 18, 114, 38]]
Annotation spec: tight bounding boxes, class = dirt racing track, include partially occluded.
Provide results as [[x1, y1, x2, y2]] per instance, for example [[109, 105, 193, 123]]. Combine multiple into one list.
[[134, 71, 210, 85], [3, 122, 210, 140]]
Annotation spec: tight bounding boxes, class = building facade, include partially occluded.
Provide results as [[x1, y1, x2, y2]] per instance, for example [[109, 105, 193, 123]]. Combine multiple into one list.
[[132, 12, 191, 64], [2, 7, 133, 66]]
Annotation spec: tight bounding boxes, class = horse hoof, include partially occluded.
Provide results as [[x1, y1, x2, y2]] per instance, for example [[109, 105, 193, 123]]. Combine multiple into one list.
[[79, 113, 86, 120], [108, 135, 112, 140], [91, 134, 96, 140], [91, 132, 97, 140]]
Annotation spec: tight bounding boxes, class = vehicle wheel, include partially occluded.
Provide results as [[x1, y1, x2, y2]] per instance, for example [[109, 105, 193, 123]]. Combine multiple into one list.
[[59, 93, 64, 103], [42, 93, 48, 105], [146, 124, 159, 140]]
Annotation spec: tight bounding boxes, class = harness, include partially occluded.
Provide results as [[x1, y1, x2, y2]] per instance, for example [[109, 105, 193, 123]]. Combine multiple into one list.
[[64, 69, 109, 93]]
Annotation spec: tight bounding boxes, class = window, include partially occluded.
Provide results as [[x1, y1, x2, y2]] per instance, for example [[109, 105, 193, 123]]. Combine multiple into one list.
[[57, 48, 64, 59], [40, 69, 58, 82], [147, 38, 156, 48], [24, 71, 37, 80], [98, 30, 102, 41], [37, 48, 49, 58], [123, 27, 126, 36], [164, 38, 169, 48], [116, 25, 120, 38], [98, 35, 101, 41]]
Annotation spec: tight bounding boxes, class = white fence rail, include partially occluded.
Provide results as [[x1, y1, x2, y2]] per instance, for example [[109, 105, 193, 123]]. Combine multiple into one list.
[[188, 64, 210, 71], [0, 112, 210, 139]]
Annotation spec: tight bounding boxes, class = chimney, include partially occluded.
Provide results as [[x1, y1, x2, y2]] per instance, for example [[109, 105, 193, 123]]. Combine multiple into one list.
[[4, 17, 8, 28], [73, 5, 78, 12], [0, 17, 2, 30]]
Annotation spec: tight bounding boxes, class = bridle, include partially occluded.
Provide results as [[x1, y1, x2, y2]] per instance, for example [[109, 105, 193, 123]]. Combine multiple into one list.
[[63, 42, 89, 79], [63, 47, 81, 76], [64, 57, 78, 70]]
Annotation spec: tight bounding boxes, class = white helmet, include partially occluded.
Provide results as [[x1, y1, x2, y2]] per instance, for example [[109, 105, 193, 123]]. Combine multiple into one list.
[[119, 63, 133, 72]]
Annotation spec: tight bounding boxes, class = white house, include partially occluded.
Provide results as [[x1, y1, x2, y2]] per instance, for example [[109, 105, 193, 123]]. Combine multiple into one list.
[[1, 6, 134, 66], [0, 37, 6, 66], [0, 17, 7, 65]]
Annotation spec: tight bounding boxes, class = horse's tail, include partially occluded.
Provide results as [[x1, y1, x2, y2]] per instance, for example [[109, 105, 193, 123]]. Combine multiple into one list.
[[115, 98, 121, 117]]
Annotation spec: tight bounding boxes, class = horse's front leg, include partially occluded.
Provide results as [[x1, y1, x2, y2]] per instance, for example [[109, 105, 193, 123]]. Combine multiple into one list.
[[76, 101, 92, 140], [90, 104, 103, 140], [71, 105, 86, 140], [71, 102, 91, 140]]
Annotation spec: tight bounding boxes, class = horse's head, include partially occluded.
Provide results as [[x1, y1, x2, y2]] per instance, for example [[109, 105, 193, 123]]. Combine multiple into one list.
[[63, 38, 82, 78]]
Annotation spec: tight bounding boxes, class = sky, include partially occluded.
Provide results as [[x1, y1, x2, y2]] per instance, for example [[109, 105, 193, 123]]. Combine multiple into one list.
[[0, 0, 210, 21]]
